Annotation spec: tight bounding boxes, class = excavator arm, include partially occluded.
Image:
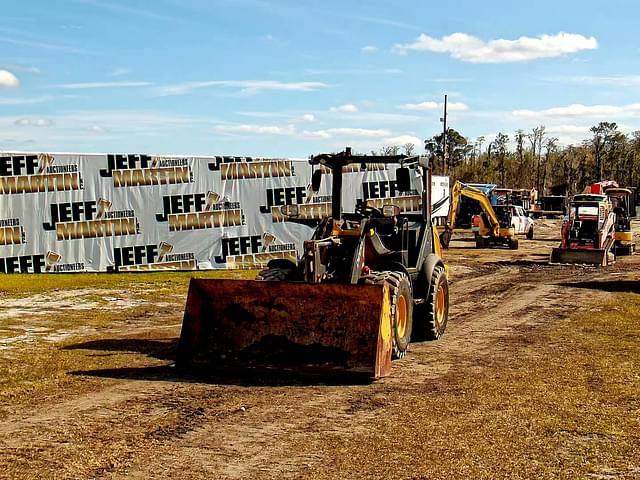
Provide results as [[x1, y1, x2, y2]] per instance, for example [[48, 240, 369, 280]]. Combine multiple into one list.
[[458, 186, 501, 237], [448, 181, 500, 236]]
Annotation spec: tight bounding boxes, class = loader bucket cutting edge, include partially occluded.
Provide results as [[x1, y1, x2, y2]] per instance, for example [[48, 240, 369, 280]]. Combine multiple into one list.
[[177, 279, 393, 378], [550, 247, 613, 266]]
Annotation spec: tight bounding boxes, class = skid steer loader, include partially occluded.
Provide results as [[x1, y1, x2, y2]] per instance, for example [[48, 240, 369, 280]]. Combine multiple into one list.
[[177, 148, 449, 378], [550, 195, 616, 266]]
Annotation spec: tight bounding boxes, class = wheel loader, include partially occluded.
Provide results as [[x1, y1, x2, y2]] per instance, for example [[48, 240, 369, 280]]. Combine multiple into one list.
[[439, 181, 518, 249], [177, 148, 449, 379], [550, 194, 616, 266]]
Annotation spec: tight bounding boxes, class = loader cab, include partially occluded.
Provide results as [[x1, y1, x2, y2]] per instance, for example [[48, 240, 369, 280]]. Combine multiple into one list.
[[605, 188, 632, 232], [567, 202, 604, 244], [303, 148, 435, 284], [494, 205, 514, 228]]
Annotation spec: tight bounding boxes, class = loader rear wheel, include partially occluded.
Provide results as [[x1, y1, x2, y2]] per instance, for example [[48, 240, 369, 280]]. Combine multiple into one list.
[[423, 265, 448, 340], [508, 237, 519, 250], [366, 271, 413, 359], [255, 267, 295, 281]]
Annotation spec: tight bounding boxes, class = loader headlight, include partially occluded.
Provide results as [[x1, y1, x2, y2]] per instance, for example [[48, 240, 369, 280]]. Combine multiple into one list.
[[281, 204, 299, 217], [382, 205, 400, 217]]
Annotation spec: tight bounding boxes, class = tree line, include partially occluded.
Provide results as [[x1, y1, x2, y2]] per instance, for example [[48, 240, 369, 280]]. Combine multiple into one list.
[[380, 122, 640, 196]]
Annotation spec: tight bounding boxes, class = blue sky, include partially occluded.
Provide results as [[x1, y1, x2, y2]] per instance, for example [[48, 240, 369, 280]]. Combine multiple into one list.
[[1, 0, 640, 157]]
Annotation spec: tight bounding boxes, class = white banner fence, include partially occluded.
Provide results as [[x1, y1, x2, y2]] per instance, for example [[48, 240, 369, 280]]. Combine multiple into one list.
[[0, 152, 448, 273]]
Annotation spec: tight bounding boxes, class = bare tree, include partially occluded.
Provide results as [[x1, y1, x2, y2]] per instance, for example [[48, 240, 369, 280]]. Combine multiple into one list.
[[381, 145, 400, 156], [527, 126, 546, 192], [403, 143, 415, 156]]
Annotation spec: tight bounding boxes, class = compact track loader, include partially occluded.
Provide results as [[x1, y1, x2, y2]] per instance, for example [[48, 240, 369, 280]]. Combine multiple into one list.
[[550, 195, 616, 266], [177, 148, 449, 378]]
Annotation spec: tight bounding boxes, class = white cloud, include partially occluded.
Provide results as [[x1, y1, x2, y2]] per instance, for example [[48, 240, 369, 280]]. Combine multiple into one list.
[[400, 101, 468, 111], [14, 118, 53, 127], [77, 0, 176, 22], [384, 68, 403, 74], [392, 32, 597, 63], [0, 95, 52, 105], [330, 104, 359, 113], [301, 113, 315, 122], [512, 103, 640, 119], [382, 135, 423, 146], [57, 81, 152, 89], [212, 123, 389, 140], [338, 112, 422, 124], [447, 102, 469, 111], [361, 46, 378, 53], [155, 80, 328, 96], [88, 125, 109, 134], [213, 124, 297, 136], [545, 125, 593, 135], [110, 68, 130, 77], [400, 101, 438, 111], [549, 74, 640, 87], [324, 127, 389, 137], [0, 36, 89, 55], [6, 65, 40, 74], [0, 69, 19, 88]]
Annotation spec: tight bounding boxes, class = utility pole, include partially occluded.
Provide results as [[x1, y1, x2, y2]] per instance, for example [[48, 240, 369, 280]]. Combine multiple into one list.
[[440, 94, 448, 174]]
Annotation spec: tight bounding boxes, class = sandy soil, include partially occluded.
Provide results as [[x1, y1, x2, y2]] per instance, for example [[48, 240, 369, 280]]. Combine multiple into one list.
[[1, 219, 639, 479]]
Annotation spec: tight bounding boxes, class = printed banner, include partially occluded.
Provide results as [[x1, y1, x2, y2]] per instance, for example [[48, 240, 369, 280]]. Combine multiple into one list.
[[0, 152, 448, 273]]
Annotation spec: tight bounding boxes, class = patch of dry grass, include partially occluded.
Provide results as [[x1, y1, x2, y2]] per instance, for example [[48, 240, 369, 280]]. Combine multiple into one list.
[[0, 270, 258, 414], [0, 269, 258, 296], [303, 292, 640, 479]]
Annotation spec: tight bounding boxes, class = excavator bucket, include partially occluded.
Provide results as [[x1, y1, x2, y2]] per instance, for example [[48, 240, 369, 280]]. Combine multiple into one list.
[[176, 279, 393, 378], [550, 247, 615, 266]]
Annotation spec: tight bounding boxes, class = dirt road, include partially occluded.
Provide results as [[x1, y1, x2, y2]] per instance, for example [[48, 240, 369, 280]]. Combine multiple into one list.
[[1, 220, 639, 479]]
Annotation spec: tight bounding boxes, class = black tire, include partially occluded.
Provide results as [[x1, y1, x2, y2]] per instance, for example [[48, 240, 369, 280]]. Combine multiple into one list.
[[508, 237, 519, 250], [367, 271, 413, 359], [475, 235, 487, 248], [255, 267, 294, 281], [422, 265, 448, 340], [526, 226, 534, 240]]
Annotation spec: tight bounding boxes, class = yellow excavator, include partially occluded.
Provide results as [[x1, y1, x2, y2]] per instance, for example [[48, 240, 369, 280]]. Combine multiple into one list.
[[177, 149, 449, 379], [439, 181, 518, 249]]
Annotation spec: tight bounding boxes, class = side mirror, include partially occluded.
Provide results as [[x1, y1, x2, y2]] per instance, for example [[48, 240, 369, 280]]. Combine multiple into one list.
[[395, 167, 411, 192], [311, 169, 322, 192]]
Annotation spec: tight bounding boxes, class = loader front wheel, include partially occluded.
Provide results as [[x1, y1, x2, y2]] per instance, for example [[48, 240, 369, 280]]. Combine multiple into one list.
[[423, 265, 448, 340], [255, 267, 295, 281], [367, 272, 413, 359]]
